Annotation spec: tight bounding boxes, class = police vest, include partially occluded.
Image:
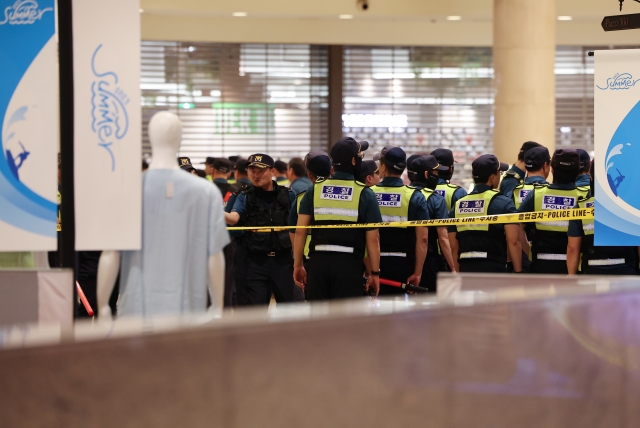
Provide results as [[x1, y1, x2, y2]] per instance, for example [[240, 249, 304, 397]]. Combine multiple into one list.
[[311, 178, 366, 258], [373, 184, 418, 258], [531, 185, 580, 261], [512, 183, 536, 210], [435, 183, 461, 211], [454, 190, 506, 264], [576, 185, 590, 199], [420, 188, 441, 255], [241, 185, 292, 253], [578, 197, 637, 270], [296, 191, 311, 259], [276, 178, 291, 186]]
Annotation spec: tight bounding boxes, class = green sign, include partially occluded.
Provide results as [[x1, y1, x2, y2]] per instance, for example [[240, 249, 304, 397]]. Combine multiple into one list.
[[211, 102, 275, 134]]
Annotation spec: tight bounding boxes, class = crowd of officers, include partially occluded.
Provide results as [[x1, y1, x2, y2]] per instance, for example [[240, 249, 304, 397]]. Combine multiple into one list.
[[188, 137, 637, 306]]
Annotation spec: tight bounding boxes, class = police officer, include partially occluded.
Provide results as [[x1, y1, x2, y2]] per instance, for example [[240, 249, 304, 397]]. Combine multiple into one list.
[[499, 141, 542, 198], [225, 158, 251, 305], [357, 160, 380, 187], [211, 158, 234, 204], [517, 149, 581, 274], [293, 137, 381, 300], [430, 148, 467, 211], [178, 157, 198, 175], [373, 147, 430, 294], [408, 155, 457, 291], [225, 154, 297, 305], [202, 156, 216, 182], [575, 149, 591, 198], [567, 161, 638, 275], [274, 160, 290, 186], [512, 146, 551, 273], [448, 154, 522, 273]]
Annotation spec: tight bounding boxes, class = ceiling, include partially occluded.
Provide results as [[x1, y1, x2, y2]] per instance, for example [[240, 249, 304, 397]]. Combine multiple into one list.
[[140, 0, 640, 46]]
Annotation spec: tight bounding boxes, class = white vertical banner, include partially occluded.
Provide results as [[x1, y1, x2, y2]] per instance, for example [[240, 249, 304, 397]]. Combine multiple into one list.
[[0, 0, 59, 251], [73, 0, 141, 250], [594, 49, 640, 246]]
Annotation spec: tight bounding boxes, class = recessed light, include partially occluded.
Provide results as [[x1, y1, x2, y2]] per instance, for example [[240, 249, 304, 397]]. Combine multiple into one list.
[[232, 12, 248, 17], [557, 16, 573, 21], [446, 16, 462, 21], [139, 8, 144, 13], [339, 14, 353, 19]]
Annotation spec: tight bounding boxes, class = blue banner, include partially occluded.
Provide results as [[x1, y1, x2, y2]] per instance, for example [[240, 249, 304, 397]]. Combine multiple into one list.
[[0, 0, 57, 244]]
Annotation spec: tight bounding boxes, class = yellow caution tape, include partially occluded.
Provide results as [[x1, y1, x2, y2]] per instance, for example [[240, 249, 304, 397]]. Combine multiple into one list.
[[227, 208, 594, 232]]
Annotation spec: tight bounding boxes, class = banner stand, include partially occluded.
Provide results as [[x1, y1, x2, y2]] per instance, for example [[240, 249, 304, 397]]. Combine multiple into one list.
[[57, 0, 76, 273]]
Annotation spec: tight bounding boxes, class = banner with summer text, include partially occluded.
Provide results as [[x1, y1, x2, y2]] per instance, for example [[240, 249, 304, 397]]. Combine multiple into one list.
[[73, 0, 141, 250], [0, 0, 58, 251], [594, 49, 640, 245]]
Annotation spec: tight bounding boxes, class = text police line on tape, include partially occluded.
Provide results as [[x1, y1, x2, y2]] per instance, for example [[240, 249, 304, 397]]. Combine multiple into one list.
[[227, 208, 594, 231]]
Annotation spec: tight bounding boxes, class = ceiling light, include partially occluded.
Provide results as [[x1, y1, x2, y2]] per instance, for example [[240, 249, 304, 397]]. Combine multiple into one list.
[[339, 14, 353, 19], [446, 16, 462, 21], [557, 16, 573, 21], [232, 12, 247, 17]]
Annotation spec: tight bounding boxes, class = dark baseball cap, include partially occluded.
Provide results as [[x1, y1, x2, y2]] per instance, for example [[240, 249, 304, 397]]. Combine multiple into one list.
[[524, 147, 551, 171], [330, 137, 370, 166], [358, 160, 379, 182], [213, 158, 232, 173], [178, 157, 196, 172], [228, 155, 240, 163], [235, 158, 249, 174], [472, 154, 509, 179], [406, 153, 428, 181], [430, 148, 456, 167], [576, 148, 591, 170], [518, 141, 542, 160], [380, 146, 407, 172], [203, 157, 216, 166], [551, 148, 580, 172], [305, 149, 332, 177], [413, 155, 449, 176], [274, 160, 288, 173], [247, 153, 275, 169]]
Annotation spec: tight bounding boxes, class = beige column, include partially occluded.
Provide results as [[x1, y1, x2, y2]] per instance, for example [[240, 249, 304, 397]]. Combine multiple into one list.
[[493, 0, 556, 163]]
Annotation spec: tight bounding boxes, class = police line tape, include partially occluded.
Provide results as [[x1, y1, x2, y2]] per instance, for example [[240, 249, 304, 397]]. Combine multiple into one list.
[[226, 207, 594, 231]]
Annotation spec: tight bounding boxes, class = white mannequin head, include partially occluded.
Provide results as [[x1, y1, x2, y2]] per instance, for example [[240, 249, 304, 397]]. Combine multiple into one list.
[[148, 111, 182, 170]]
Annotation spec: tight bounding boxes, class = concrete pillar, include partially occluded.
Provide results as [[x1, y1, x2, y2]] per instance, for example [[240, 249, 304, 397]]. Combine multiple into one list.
[[493, 0, 556, 163]]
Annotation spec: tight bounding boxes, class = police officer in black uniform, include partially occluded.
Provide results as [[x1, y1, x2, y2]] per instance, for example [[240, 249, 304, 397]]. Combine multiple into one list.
[[430, 148, 467, 211], [499, 141, 542, 199], [225, 154, 297, 305]]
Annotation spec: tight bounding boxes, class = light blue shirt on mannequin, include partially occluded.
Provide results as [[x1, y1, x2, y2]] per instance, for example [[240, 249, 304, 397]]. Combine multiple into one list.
[[118, 169, 229, 317]]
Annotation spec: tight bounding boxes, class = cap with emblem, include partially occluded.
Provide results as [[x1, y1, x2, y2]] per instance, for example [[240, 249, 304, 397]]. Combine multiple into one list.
[[178, 157, 196, 172], [380, 146, 407, 172], [247, 153, 275, 169], [524, 147, 551, 171], [330, 137, 369, 165], [430, 148, 456, 167], [472, 154, 509, 179], [551, 148, 580, 172], [305, 149, 332, 177], [358, 160, 379, 182], [213, 158, 232, 173]]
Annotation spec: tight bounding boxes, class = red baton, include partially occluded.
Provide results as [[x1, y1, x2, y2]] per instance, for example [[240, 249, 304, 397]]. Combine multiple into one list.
[[379, 278, 430, 293]]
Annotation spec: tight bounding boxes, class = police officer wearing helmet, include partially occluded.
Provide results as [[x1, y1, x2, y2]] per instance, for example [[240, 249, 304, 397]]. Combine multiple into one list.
[[374, 147, 431, 294], [517, 149, 581, 274], [225, 154, 297, 305], [567, 161, 638, 275], [294, 138, 382, 300], [499, 141, 542, 198], [448, 154, 522, 273], [430, 148, 467, 211], [409, 155, 457, 291]]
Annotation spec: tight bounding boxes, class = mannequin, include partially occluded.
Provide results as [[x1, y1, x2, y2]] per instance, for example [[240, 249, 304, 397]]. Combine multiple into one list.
[[97, 111, 226, 318]]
